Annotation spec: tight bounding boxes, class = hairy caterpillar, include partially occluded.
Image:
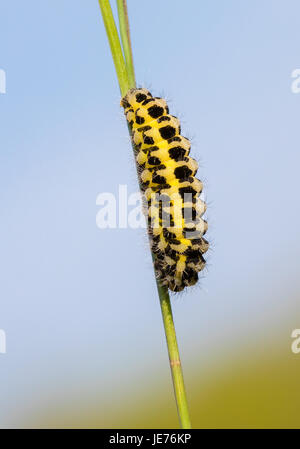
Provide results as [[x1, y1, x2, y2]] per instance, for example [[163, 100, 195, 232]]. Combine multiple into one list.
[[121, 88, 208, 292]]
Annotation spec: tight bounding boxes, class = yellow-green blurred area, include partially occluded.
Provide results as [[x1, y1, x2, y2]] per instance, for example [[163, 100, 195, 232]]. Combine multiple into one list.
[[11, 291, 300, 429], [21, 339, 300, 428]]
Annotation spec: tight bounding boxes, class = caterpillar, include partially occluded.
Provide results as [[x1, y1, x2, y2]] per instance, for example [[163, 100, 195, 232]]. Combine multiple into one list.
[[121, 88, 208, 292]]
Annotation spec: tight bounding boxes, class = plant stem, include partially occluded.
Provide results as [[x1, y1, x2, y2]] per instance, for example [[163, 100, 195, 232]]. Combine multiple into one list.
[[156, 281, 192, 429], [116, 0, 136, 89], [98, 0, 192, 429], [98, 0, 129, 95]]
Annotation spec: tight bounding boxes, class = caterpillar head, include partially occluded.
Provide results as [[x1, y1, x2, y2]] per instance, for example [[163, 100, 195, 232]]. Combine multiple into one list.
[[121, 88, 152, 110]]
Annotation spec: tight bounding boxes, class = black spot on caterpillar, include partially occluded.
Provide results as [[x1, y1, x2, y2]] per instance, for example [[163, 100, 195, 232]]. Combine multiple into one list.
[[121, 88, 208, 292]]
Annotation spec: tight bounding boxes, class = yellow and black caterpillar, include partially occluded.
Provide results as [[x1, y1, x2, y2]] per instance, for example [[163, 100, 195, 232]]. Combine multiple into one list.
[[121, 88, 208, 292]]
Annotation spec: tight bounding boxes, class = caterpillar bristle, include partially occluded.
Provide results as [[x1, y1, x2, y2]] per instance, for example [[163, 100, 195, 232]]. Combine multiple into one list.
[[122, 88, 208, 293]]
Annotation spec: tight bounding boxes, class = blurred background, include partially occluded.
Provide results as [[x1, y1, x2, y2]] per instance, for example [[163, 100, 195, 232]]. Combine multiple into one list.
[[0, 0, 300, 428]]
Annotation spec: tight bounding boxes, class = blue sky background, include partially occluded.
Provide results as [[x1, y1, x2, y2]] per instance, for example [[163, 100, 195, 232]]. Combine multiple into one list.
[[0, 0, 300, 427]]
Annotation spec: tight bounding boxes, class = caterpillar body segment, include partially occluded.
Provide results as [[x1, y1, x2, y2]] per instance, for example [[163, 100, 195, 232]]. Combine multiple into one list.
[[121, 88, 208, 292]]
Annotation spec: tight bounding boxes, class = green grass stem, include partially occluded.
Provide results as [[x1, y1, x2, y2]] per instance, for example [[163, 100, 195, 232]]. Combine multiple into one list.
[[98, 0, 129, 95], [98, 0, 192, 428], [116, 0, 136, 89]]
